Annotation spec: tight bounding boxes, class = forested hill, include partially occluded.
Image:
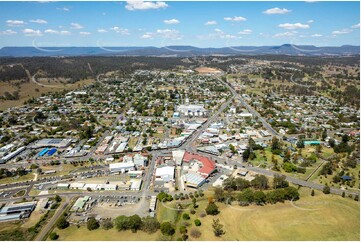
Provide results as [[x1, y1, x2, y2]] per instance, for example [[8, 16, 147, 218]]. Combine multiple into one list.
[[0, 55, 359, 82]]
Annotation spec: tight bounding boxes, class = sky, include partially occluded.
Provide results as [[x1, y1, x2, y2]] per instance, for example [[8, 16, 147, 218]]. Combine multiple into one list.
[[0, 1, 359, 48]]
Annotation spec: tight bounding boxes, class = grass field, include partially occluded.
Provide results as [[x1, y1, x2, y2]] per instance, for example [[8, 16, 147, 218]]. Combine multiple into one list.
[[51, 226, 161, 241], [0, 78, 95, 111], [186, 187, 360, 241]]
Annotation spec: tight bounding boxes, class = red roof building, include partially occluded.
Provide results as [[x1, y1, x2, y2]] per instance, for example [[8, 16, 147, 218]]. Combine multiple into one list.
[[183, 151, 216, 178]]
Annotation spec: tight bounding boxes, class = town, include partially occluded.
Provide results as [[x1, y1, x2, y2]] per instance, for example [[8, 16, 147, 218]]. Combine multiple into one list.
[[0, 54, 359, 241]]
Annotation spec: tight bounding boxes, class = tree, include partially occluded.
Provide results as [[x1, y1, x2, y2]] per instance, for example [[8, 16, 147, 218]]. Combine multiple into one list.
[[311, 190, 315, 196], [273, 174, 289, 189], [321, 129, 327, 141], [101, 220, 114, 230], [141, 216, 160, 234], [296, 140, 305, 148], [212, 219, 225, 237], [251, 174, 268, 190], [242, 148, 250, 161], [342, 134, 349, 143], [253, 191, 266, 204], [323, 184, 331, 194], [213, 187, 225, 202], [238, 188, 254, 205], [192, 197, 197, 208], [56, 216, 69, 230], [271, 136, 280, 151], [87, 217, 100, 231], [182, 213, 190, 220], [341, 191, 345, 198], [54, 195, 62, 203], [179, 225, 187, 234], [194, 219, 201, 226], [128, 215, 142, 232], [49, 232, 59, 240], [205, 202, 219, 215], [160, 222, 175, 236], [157, 192, 173, 202], [328, 138, 335, 148]]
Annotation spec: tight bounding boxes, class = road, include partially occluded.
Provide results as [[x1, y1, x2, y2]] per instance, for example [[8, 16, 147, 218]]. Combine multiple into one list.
[[219, 77, 280, 138], [34, 196, 71, 241]]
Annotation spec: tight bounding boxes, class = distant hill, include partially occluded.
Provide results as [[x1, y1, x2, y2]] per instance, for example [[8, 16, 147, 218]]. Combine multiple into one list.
[[0, 44, 359, 57]]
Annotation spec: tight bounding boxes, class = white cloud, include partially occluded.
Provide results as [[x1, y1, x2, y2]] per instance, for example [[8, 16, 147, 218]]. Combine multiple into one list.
[[110, 26, 130, 35], [57, 7, 70, 11], [311, 34, 322, 37], [164, 19, 180, 24], [351, 23, 360, 29], [205, 20, 217, 26], [70, 23, 83, 29], [156, 29, 183, 40], [263, 7, 291, 15], [0, 29, 17, 35], [97, 29, 108, 33], [125, 1, 168, 11], [44, 29, 71, 35], [30, 19, 47, 24], [332, 29, 353, 35], [6, 20, 26, 27], [307, 20, 314, 23], [141, 33, 153, 39], [278, 23, 310, 30], [79, 32, 91, 35], [140, 29, 182, 40], [23, 28, 42, 36], [224, 16, 247, 22], [273, 31, 297, 38], [238, 29, 252, 35]]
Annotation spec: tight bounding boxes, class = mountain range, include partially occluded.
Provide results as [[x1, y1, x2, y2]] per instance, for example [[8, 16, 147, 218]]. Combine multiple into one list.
[[0, 44, 359, 57]]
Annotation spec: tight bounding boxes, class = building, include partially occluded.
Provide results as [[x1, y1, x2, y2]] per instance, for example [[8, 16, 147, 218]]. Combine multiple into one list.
[[183, 173, 206, 188], [71, 196, 90, 211], [109, 162, 135, 173], [155, 166, 175, 182], [57, 183, 70, 189], [70, 182, 85, 190], [0, 201, 37, 221], [0, 146, 26, 163], [130, 179, 142, 191], [32, 138, 72, 148], [149, 196, 157, 213], [183, 152, 216, 178], [134, 154, 147, 167], [172, 150, 185, 166]]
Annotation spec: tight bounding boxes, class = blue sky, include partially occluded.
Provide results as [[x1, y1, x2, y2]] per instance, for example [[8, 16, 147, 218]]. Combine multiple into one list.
[[0, 1, 359, 47]]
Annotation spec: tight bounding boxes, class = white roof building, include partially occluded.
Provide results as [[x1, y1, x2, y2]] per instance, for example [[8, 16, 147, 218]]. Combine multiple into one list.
[[109, 162, 135, 173], [155, 166, 175, 182], [134, 154, 147, 167], [172, 150, 185, 166]]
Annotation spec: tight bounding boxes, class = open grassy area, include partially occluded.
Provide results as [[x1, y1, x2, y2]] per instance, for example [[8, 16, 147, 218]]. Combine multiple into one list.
[[0, 78, 95, 111], [183, 187, 359, 241], [0, 173, 35, 184], [51, 226, 161, 241]]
